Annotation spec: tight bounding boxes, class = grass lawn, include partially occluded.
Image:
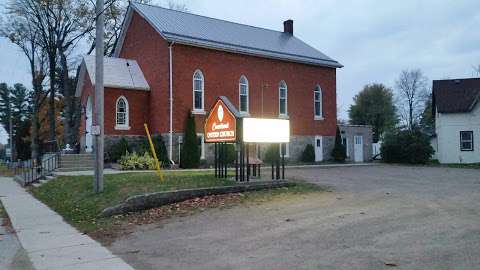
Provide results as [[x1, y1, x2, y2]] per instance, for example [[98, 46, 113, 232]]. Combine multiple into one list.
[[0, 202, 5, 219], [427, 160, 480, 169], [443, 163, 480, 169], [0, 163, 15, 177], [30, 171, 323, 239], [31, 171, 237, 231]]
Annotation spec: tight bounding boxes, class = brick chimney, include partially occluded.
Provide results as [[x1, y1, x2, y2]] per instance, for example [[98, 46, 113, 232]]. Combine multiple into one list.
[[283, 19, 293, 35]]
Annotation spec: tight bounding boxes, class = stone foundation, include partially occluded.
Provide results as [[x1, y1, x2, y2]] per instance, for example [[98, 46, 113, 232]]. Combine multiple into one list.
[[101, 134, 335, 164], [104, 135, 147, 160]]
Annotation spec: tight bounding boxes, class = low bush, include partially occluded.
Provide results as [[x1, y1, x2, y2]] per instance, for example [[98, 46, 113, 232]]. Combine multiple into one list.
[[211, 144, 236, 166], [118, 151, 156, 170], [301, 144, 315, 162], [263, 144, 279, 163], [225, 144, 236, 164], [381, 128, 434, 164], [108, 138, 130, 162], [137, 135, 170, 166]]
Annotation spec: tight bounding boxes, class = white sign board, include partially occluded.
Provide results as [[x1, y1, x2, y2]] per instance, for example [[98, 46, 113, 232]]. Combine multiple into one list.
[[243, 118, 290, 143], [91, 125, 101, 135]]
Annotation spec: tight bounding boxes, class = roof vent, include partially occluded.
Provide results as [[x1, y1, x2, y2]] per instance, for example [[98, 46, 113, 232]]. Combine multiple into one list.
[[283, 19, 293, 35]]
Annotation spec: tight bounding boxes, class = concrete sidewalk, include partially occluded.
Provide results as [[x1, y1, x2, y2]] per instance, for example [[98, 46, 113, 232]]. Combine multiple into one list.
[[0, 177, 135, 270]]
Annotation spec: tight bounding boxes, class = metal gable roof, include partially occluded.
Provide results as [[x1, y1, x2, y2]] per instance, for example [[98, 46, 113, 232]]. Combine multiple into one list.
[[130, 2, 342, 68], [75, 55, 150, 97]]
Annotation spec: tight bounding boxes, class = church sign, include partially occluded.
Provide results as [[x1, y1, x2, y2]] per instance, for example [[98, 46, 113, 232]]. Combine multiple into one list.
[[204, 97, 237, 143]]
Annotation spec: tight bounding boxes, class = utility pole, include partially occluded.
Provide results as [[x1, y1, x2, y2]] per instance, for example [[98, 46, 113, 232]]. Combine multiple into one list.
[[9, 114, 13, 161], [94, 0, 104, 193]]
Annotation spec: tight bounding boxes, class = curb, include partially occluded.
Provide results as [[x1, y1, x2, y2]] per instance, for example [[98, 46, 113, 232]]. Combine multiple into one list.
[[99, 180, 295, 217]]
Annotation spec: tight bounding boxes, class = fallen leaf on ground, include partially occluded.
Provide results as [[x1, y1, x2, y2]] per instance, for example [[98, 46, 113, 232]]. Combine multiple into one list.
[[384, 262, 398, 267]]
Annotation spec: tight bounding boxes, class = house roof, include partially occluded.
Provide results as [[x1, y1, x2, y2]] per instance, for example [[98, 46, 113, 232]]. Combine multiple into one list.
[[75, 55, 150, 97], [432, 78, 480, 114], [116, 2, 342, 68]]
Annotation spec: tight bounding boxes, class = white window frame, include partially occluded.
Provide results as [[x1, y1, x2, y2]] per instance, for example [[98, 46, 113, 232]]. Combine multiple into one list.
[[279, 80, 288, 117], [314, 85, 323, 120], [197, 133, 205, 159], [279, 142, 290, 158], [115, 96, 130, 130], [192, 69, 205, 114], [239, 75, 249, 115], [460, 131, 474, 151]]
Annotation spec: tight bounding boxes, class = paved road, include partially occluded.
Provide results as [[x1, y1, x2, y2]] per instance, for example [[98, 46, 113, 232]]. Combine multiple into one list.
[[109, 165, 480, 270]]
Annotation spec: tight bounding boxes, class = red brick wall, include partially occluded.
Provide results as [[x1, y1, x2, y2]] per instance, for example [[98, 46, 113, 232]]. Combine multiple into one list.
[[117, 12, 170, 135], [81, 10, 338, 138], [79, 76, 149, 137], [172, 44, 337, 136], [103, 89, 149, 135]]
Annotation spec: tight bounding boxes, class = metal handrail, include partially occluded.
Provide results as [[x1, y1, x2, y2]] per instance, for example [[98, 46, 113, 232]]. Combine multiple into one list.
[[14, 152, 61, 186]]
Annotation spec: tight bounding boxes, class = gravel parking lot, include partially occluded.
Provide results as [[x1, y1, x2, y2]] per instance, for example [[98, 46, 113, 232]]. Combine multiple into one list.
[[109, 165, 480, 270]]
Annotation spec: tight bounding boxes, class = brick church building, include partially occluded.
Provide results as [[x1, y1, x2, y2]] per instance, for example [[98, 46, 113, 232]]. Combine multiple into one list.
[[75, 2, 343, 164]]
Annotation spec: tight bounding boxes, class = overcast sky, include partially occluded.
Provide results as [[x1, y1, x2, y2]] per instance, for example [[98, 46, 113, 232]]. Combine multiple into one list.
[[0, 0, 479, 144]]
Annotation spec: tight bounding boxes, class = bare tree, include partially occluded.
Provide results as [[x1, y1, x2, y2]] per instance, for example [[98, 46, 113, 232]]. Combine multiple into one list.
[[1, 14, 47, 161], [7, 0, 60, 149], [85, 0, 152, 56], [168, 1, 188, 12], [7, 0, 96, 150], [395, 69, 429, 130]]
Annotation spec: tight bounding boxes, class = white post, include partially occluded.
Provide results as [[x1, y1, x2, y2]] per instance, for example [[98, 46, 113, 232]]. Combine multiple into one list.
[[94, 0, 104, 193]]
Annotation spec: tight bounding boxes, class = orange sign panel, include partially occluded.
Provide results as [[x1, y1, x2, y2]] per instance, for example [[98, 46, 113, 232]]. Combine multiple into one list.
[[204, 99, 237, 143]]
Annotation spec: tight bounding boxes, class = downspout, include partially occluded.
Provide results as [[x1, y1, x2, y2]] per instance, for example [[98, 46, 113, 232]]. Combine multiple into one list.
[[168, 42, 175, 164]]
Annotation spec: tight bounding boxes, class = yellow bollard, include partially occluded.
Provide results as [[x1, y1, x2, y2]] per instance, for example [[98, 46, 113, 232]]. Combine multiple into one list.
[[144, 123, 164, 181]]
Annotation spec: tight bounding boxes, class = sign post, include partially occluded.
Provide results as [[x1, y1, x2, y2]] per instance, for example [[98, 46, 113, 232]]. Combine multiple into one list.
[[204, 97, 239, 180], [204, 96, 290, 182]]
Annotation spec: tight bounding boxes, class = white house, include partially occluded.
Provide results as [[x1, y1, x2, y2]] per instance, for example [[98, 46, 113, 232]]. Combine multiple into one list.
[[432, 78, 480, 164]]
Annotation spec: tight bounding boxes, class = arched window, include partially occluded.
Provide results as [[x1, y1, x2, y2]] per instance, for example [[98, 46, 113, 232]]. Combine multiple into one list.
[[193, 70, 204, 111], [115, 96, 129, 129], [279, 81, 288, 116], [239, 75, 249, 113], [314, 85, 323, 118]]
